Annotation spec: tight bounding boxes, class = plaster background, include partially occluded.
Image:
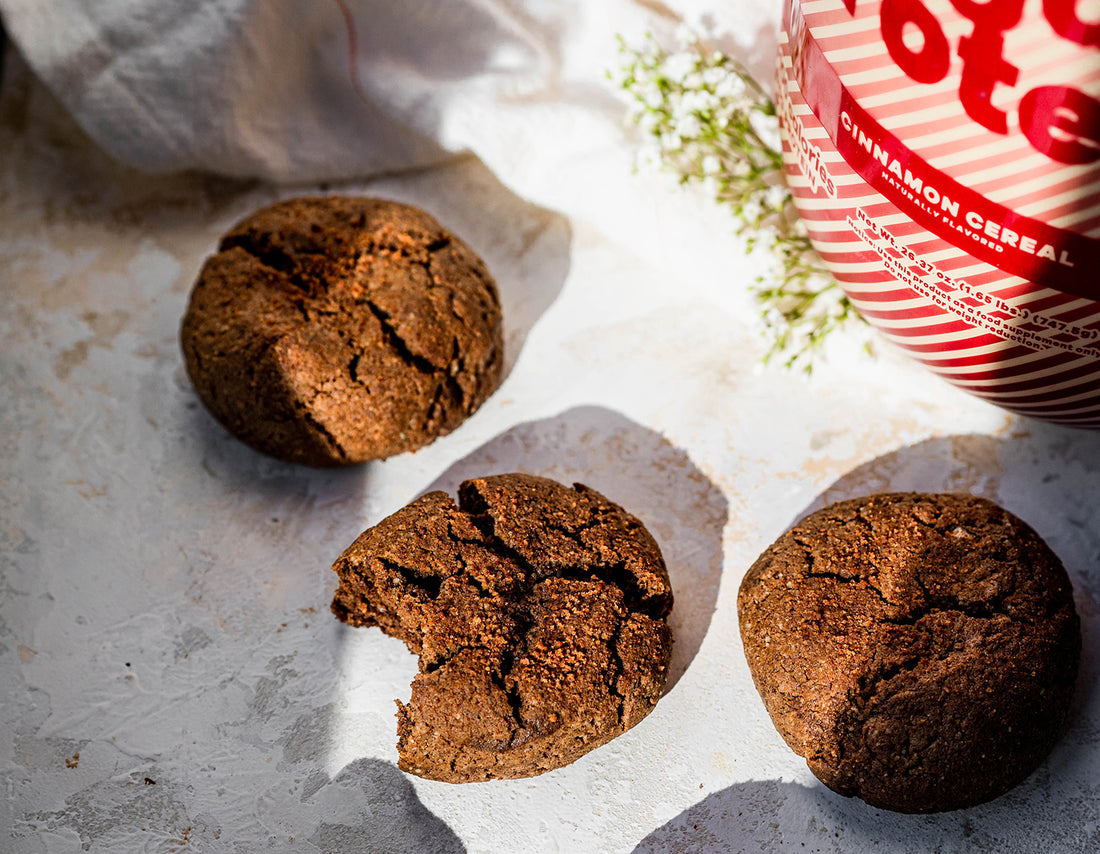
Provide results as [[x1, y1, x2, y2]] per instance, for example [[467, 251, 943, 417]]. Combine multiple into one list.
[[1, 44, 1097, 853]]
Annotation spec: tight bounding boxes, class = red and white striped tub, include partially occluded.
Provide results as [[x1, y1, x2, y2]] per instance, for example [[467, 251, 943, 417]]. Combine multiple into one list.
[[778, 0, 1100, 426]]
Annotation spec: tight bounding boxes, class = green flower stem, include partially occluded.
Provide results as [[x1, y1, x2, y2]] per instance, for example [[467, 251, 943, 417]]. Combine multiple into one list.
[[613, 30, 867, 372]]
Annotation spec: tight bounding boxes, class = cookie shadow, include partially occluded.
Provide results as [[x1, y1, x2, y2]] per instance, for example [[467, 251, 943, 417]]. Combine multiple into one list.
[[633, 779, 825, 853], [171, 393, 376, 603], [304, 758, 465, 854], [637, 425, 1100, 853], [634, 770, 1100, 853], [799, 426, 1100, 776], [3, 53, 569, 381], [796, 432, 1008, 522], [421, 404, 728, 691], [177, 392, 374, 504]]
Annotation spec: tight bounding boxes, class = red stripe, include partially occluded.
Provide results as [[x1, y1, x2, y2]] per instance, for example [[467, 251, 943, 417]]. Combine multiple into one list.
[[786, 0, 1100, 301], [779, 0, 1100, 425]]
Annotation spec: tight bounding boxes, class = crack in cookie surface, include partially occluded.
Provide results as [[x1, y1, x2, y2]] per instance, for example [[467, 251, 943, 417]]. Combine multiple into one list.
[[330, 473, 674, 782], [180, 195, 503, 466], [738, 492, 1079, 813]]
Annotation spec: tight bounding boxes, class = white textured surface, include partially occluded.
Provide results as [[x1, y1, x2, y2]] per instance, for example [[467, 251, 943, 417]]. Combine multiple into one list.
[[2, 47, 1099, 854]]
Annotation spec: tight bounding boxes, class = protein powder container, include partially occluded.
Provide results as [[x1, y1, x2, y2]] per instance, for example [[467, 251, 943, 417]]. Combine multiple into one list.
[[778, 0, 1100, 427]]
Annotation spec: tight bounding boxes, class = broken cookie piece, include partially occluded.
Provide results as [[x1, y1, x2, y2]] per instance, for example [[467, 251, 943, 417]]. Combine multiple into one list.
[[738, 492, 1080, 813], [180, 195, 503, 466], [331, 473, 674, 782]]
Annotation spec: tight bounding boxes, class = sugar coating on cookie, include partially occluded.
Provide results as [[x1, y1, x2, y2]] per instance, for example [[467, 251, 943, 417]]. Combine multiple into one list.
[[738, 492, 1079, 813], [331, 473, 674, 782], [180, 195, 503, 466]]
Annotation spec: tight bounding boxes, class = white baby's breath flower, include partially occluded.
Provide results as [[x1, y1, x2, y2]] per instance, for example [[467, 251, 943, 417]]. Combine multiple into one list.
[[714, 73, 747, 101], [755, 225, 779, 252], [662, 51, 698, 82], [685, 71, 708, 92], [676, 113, 703, 140], [685, 89, 720, 116], [636, 109, 660, 134], [675, 22, 696, 47], [702, 66, 727, 88], [616, 30, 864, 371], [765, 184, 789, 211], [644, 80, 668, 107], [750, 110, 783, 153]]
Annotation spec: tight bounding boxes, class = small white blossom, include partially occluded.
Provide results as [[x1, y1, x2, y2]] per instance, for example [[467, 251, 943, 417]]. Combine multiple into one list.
[[675, 23, 697, 48], [702, 66, 727, 87], [755, 225, 779, 252], [765, 184, 789, 210], [727, 159, 751, 178], [714, 73, 747, 101], [679, 89, 715, 115], [641, 84, 665, 110], [663, 51, 698, 82], [636, 110, 661, 133], [750, 110, 783, 153], [615, 30, 864, 371], [682, 71, 706, 92], [676, 113, 703, 140]]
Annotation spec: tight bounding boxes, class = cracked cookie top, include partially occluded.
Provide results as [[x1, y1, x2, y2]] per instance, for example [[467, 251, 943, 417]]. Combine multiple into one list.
[[180, 196, 503, 466], [330, 473, 674, 782], [738, 492, 1080, 813]]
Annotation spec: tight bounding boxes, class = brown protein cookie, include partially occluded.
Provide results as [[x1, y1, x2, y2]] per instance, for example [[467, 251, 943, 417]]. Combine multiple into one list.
[[331, 473, 674, 782], [180, 196, 503, 466], [738, 492, 1080, 813]]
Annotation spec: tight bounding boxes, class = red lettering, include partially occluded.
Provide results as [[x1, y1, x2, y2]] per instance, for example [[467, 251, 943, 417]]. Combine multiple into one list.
[[844, 0, 1100, 163], [956, 29, 1019, 133], [1043, 0, 1100, 47], [880, 0, 951, 84], [949, 0, 1025, 133], [1020, 85, 1100, 164], [950, 0, 1026, 30]]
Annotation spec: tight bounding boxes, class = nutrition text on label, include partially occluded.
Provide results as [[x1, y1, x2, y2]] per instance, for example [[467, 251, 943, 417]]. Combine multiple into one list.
[[848, 206, 1100, 354]]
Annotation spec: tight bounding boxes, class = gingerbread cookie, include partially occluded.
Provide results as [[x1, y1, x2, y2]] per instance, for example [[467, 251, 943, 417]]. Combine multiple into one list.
[[738, 492, 1079, 813], [181, 196, 503, 466], [331, 473, 674, 782]]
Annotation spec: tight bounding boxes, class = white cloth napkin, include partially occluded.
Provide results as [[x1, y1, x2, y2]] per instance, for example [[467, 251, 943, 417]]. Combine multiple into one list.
[[0, 0, 780, 233]]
